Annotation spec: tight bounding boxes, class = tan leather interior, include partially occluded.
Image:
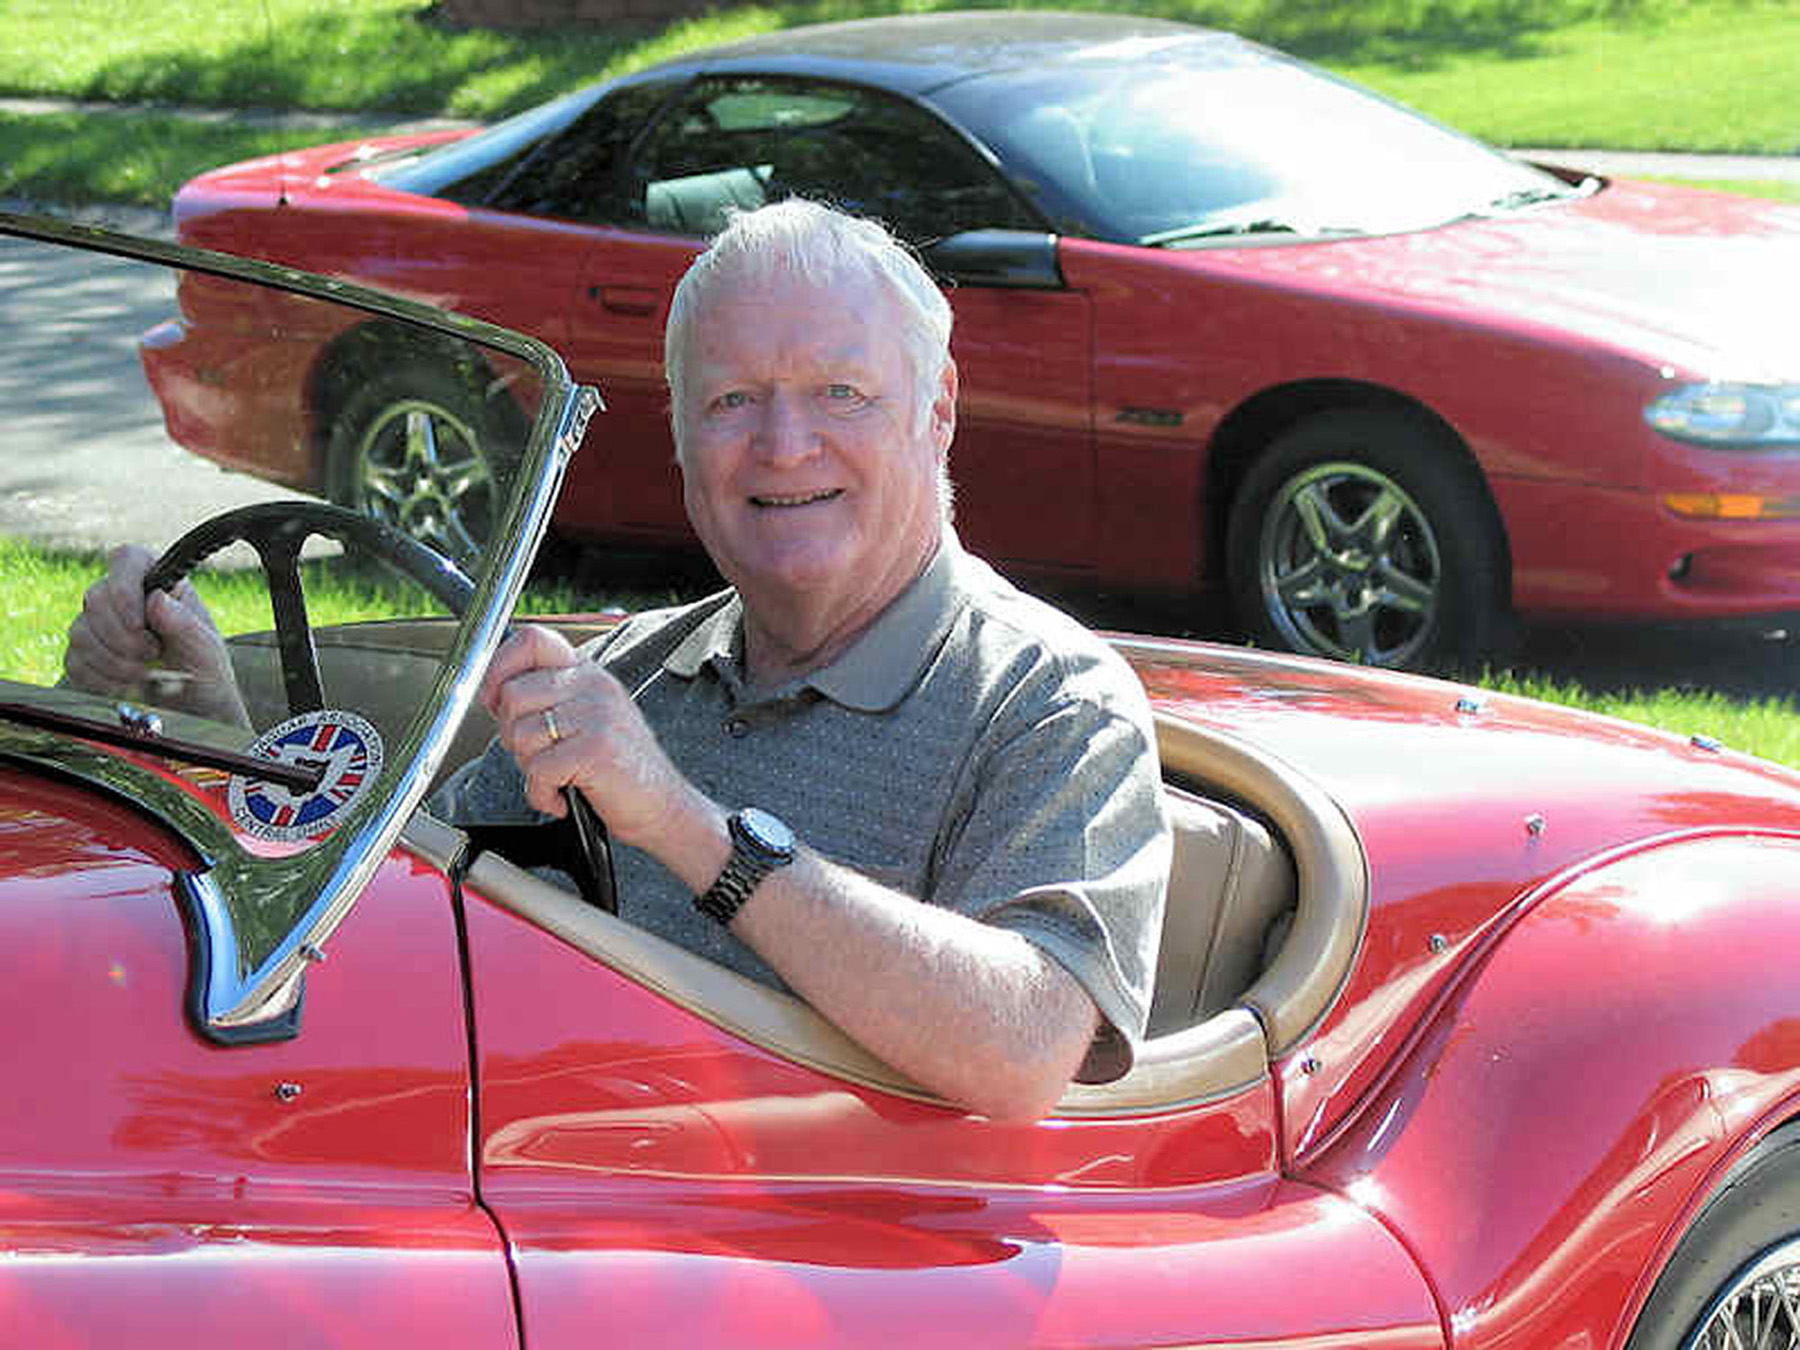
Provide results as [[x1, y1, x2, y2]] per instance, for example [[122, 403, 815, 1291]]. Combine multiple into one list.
[[1146, 788, 1297, 1038], [1152, 715, 1369, 1055]]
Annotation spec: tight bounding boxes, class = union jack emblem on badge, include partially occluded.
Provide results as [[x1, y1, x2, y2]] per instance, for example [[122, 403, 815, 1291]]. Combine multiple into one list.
[[228, 710, 386, 843]]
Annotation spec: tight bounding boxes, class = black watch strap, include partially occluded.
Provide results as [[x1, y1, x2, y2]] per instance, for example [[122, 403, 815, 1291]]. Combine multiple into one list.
[[695, 808, 796, 926]]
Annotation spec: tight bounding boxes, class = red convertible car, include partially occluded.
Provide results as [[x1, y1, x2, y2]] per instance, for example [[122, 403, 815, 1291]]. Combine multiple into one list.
[[155, 11, 1800, 671], [6, 211, 1800, 1349]]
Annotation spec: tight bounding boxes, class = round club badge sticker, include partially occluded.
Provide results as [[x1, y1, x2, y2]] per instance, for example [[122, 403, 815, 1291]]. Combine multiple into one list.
[[229, 710, 385, 843]]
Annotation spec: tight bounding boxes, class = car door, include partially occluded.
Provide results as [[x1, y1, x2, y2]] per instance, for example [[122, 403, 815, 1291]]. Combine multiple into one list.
[[535, 74, 1098, 568], [456, 877, 1442, 1348], [458, 77, 692, 542]]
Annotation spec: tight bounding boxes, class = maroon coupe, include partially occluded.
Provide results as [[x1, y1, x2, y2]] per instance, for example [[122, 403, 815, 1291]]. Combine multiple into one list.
[[158, 12, 1800, 672]]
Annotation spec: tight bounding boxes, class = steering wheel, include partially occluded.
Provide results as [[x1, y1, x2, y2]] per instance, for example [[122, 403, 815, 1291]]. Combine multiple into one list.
[[146, 500, 474, 714], [145, 501, 617, 913]]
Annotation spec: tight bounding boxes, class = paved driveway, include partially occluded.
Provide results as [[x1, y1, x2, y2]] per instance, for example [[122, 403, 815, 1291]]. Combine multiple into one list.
[[0, 227, 308, 555]]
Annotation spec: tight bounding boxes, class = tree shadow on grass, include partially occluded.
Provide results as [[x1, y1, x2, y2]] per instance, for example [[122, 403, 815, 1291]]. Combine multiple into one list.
[[77, 7, 658, 117], [728, 0, 1680, 70], [1165, 0, 1675, 67]]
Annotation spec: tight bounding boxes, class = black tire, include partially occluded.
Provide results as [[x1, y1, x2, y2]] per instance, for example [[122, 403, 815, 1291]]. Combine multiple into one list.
[[1626, 1122, 1800, 1350], [1224, 407, 1506, 671], [326, 359, 519, 567]]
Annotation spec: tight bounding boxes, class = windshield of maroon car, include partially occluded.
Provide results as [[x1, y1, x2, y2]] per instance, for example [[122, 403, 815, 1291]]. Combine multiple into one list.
[[932, 38, 1571, 244]]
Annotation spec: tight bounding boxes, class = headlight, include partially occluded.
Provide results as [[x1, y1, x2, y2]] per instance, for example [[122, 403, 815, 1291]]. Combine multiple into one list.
[[1646, 382, 1800, 447]]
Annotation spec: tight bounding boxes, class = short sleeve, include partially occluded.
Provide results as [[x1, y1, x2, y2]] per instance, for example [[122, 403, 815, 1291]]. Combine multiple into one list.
[[933, 693, 1169, 1082]]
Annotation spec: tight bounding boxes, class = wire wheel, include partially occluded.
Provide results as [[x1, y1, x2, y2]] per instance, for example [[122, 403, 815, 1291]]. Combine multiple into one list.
[[1629, 1125, 1800, 1350], [1684, 1242, 1800, 1350]]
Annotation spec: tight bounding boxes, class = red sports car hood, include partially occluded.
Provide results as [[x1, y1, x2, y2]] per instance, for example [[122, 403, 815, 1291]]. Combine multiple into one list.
[[1124, 635, 1800, 1155], [1179, 176, 1800, 380]]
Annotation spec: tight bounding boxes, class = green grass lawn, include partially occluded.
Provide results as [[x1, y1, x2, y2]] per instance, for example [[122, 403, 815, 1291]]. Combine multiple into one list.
[[1650, 178, 1800, 205], [0, 110, 392, 208], [0, 537, 669, 688], [3, 1, 1797, 134], [3, 1, 1796, 206], [0, 538, 459, 687], [1483, 670, 1800, 772], [1338, 1, 1800, 154]]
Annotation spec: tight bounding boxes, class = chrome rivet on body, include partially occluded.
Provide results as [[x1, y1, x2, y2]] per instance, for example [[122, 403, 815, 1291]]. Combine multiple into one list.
[[1454, 694, 1484, 715], [274, 1082, 303, 1103], [1690, 734, 1724, 753], [1525, 813, 1547, 837], [299, 943, 327, 964], [1430, 933, 1448, 954]]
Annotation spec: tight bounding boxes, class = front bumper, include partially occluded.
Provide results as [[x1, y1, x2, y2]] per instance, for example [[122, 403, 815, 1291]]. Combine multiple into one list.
[[1497, 475, 1800, 621]]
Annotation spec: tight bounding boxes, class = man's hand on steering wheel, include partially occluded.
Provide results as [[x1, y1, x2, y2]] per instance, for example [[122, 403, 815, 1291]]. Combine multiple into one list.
[[63, 544, 250, 728], [483, 626, 691, 839]]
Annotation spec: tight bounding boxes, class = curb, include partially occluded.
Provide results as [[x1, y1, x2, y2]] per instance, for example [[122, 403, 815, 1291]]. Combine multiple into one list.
[[1514, 147, 1800, 183], [0, 95, 476, 135]]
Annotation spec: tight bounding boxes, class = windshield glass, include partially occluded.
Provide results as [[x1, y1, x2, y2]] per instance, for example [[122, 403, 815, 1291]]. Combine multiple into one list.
[[0, 214, 584, 1035], [938, 34, 1571, 244]]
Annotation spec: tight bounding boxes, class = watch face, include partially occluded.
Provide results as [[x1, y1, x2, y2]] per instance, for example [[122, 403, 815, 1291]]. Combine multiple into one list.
[[738, 807, 795, 856]]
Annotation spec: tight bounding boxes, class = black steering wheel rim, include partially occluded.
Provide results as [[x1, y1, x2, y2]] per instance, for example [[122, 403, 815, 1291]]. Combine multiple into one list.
[[147, 499, 617, 914], [144, 499, 474, 716]]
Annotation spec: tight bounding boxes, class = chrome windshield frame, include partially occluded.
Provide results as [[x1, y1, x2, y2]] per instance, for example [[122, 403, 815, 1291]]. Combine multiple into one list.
[[0, 210, 601, 1042]]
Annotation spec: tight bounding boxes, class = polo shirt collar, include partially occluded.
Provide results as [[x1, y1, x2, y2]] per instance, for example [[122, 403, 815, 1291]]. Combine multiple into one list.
[[661, 533, 968, 712], [664, 593, 743, 682]]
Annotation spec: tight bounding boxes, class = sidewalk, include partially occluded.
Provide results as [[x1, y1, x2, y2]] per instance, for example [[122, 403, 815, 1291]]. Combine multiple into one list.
[[1514, 147, 1800, 183]]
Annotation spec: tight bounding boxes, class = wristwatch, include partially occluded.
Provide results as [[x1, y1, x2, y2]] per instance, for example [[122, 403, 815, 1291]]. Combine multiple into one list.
[[694, 807, 796, 927]]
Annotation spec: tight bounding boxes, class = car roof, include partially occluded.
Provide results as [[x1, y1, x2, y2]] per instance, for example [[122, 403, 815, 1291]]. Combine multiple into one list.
[[642, 10, 1236, 97]]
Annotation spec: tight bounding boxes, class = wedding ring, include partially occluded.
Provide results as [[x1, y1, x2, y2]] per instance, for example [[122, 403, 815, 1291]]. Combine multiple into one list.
[[544, 706, 562, 744]]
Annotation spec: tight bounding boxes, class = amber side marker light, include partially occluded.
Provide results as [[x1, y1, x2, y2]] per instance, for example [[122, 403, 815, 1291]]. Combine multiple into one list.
[[1662, 493, 1800, 520]]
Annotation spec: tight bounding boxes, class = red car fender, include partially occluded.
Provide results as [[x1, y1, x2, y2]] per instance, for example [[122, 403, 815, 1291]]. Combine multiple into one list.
[[1300, 828, 1800, 1349], [0, 772, 519, 1348]]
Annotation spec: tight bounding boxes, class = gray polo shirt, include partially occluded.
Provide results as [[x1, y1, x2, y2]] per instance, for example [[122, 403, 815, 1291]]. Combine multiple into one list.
[[434, 535, 1169, 1082]]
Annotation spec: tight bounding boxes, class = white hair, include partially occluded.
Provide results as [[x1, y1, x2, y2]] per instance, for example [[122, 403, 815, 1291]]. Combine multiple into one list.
[[664, 199, 955, 464]]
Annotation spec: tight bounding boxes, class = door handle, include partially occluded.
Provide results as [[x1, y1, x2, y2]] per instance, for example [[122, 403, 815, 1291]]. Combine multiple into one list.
[[588, 285, 658, 316]]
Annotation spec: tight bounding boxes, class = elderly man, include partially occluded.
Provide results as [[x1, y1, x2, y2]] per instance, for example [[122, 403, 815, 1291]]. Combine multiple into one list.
[[67, 200, 1170, 1122], [441, 200, 1169, 1121]]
